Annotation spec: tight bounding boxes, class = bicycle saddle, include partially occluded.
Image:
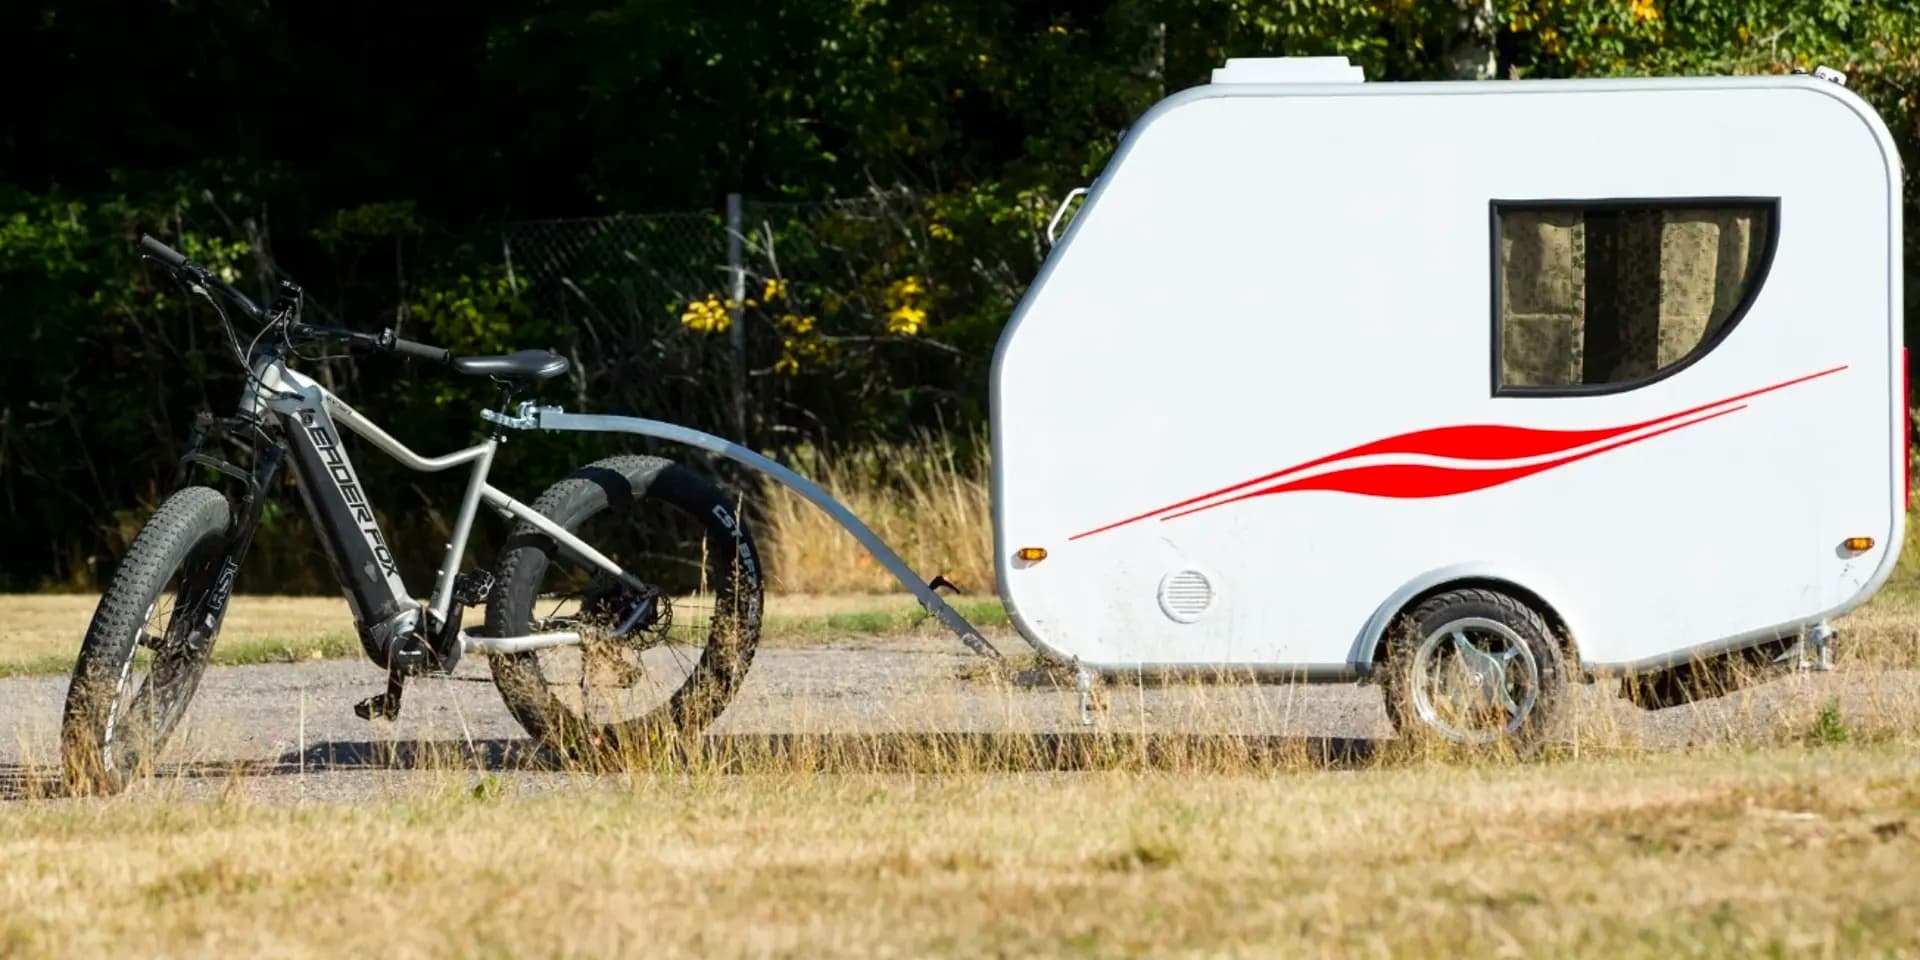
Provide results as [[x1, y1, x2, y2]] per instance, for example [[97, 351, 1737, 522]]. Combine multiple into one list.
[[450, 349, 570, 380]]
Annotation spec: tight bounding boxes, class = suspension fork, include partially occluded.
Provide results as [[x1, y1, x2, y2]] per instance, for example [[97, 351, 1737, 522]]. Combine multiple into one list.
[[170, 414, 286, 645]]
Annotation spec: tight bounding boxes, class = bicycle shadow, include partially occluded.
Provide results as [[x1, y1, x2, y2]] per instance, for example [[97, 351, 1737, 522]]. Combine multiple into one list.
[[267, 730, 1380, 775]]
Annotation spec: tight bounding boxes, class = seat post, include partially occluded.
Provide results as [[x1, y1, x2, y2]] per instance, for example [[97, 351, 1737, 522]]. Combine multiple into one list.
[[489, 379, 517, 441]]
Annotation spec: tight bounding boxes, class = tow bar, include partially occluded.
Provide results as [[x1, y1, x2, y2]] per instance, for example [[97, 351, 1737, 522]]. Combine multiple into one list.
[[486, 403, 1004, 662]]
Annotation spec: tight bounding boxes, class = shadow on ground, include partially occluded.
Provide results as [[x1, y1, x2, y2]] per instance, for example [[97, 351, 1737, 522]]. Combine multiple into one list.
[[0, 732, 1382, 798], [272, 732, 1382, 774]]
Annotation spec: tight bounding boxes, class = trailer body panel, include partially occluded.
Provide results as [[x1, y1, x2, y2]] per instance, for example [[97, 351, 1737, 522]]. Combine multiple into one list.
[[993, 74, 1904, 673]]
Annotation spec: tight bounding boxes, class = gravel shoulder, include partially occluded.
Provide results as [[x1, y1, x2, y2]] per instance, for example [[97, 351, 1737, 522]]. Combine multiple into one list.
[[4, 626, 1915, 803]]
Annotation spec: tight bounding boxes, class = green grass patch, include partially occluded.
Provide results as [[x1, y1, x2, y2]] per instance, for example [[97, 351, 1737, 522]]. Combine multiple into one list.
[[767, 597, 1009, 641]]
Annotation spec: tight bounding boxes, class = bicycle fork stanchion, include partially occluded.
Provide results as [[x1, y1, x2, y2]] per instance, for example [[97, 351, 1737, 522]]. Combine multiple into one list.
[[487, 404, 1005, 662]]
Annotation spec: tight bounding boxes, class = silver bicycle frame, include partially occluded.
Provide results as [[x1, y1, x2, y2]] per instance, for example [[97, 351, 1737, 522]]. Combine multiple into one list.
[[244, 360, 997, 660], [249, 361, 598, 655]]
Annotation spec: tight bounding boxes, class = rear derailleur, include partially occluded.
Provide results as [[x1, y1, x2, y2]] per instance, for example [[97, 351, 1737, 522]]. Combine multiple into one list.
[[536, 579, 673, 690]]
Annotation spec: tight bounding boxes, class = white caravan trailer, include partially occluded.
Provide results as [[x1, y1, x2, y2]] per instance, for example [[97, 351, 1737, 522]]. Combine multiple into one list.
[[992, 57, 1906, 745]]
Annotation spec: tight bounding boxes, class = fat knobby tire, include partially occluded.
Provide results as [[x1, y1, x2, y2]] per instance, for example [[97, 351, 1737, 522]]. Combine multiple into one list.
[[485, 456, 764, 759], [1379, 587, 1567, 755], [62, 486, 231, 795]]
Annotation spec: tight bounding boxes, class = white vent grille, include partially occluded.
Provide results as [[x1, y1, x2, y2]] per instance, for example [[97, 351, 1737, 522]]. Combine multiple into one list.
[[1157, 570, 1215, 624]]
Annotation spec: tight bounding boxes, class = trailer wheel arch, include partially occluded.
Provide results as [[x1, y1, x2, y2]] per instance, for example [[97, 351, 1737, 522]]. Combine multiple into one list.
[[1357, 572, 1581, 678]]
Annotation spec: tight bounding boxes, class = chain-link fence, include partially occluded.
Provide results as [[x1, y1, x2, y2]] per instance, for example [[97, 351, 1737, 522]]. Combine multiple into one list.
[[501, 188, 1013, 451]]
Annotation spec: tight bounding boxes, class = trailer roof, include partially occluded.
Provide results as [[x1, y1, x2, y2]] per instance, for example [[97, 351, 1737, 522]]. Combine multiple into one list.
[[1210, 57, 1364, 85]]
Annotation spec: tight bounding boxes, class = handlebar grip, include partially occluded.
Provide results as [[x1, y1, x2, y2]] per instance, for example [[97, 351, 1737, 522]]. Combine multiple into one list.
[[391, 336, 451, 364], [138, 234, 265, 319], [140, 234, 189, 269]]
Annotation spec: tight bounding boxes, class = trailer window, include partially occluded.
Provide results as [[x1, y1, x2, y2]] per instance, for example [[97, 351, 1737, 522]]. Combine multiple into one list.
[[1494, 200, 1776, 394]]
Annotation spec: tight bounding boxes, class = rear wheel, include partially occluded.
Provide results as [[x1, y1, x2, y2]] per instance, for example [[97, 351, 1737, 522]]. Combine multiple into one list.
[[1380, 587, 1566, 754], [62, 487, 232, 794], [486, 456, 764, 759]]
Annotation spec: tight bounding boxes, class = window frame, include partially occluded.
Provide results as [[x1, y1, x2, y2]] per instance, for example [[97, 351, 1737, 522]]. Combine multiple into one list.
[[1488, 196, 1781, 398]]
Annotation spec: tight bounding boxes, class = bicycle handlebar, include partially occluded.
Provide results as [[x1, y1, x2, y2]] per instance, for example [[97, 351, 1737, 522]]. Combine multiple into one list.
[[388, 335, 451, 364], [139, 233, 264, 320], [291, 325, 451, 364], [143, 233, 455, 367], [140, 234, 189, 269]]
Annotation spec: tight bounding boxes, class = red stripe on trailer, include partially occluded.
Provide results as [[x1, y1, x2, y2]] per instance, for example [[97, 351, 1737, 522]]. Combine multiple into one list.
[[1071, 364, 1849, 540], [1157, 406, 1743, 521]]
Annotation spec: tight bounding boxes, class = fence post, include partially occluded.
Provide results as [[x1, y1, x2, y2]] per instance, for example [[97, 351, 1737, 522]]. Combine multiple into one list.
[[725, 193, 748, 445]]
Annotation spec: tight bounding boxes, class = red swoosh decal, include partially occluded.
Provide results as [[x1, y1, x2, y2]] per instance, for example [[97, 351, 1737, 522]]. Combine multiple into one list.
[[1069, 365, 1846, 540], [1158, 406, 1744, 520]]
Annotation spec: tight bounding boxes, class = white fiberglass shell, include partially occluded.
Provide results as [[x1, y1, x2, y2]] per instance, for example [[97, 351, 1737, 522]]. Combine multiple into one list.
[[992, 75, 1904, 675]]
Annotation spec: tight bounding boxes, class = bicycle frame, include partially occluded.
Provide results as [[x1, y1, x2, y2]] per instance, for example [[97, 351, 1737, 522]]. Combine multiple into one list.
[[185, 352, 995, 671], [243, 357, 619, 658]]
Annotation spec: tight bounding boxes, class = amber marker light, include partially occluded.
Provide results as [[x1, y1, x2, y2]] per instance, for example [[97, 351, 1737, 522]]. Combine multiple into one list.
[[1843, 537, 1875, 552], [1015, 547, 1048, 563]]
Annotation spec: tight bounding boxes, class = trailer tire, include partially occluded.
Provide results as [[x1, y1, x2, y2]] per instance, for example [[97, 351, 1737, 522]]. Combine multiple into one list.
[[1380, 587, 1566, 755]]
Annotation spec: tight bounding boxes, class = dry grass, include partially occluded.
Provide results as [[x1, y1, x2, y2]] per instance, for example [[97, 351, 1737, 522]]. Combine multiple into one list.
[[5, 601, 1920, 956], [6, 462, 1920, 954], [3, 742, 1920, 957], [758, 431, 994, 595], [0, 592, 1008, 677], [0, 594, 361, 677]]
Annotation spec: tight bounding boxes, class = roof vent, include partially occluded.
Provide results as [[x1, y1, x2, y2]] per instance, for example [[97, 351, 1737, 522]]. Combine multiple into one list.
[[1210, 56, 1364, 85]]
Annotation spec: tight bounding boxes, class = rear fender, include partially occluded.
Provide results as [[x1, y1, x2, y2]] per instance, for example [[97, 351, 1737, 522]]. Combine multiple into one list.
[[1349, 563, 1584, 672]]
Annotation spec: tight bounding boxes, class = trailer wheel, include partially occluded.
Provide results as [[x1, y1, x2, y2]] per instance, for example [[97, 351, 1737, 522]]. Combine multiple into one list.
[[1380, 588, 1565, 753]]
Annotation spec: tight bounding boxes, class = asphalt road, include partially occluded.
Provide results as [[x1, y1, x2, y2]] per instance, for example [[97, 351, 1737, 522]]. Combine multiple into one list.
[[2, 629, 1911, 802]]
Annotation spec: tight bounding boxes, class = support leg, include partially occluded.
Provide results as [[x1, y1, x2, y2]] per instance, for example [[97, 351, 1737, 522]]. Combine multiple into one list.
[[1808, 620, 1837, 672]]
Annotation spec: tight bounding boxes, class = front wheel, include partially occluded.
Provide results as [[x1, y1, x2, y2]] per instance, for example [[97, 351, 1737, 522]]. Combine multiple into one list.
[[1380, 587, 1567, 754], [63, 486, 233, 794], [485, 456, 764, 758]]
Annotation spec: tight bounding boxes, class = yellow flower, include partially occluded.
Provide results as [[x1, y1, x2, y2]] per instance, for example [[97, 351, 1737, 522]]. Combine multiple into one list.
[[774, 333, 834, 374], [1628, 0, 1659, 23], [778, 313, 816, 334], [886, 305, 926, 336], [678, 294, 732, 334], [763, 277, 788, 301], [885, 275, 925, 304], [881, 275, 929, 333], [928, 222, 955, 241]]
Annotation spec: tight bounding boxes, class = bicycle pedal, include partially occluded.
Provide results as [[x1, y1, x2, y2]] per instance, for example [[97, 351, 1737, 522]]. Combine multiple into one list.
[[352, 692, 402, 721], [452, 569, 496, 606], [355, 668, 406, 721]]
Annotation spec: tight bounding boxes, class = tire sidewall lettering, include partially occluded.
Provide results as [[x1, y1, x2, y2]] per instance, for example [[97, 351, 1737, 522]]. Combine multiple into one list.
[[709, 502, 761, 590]]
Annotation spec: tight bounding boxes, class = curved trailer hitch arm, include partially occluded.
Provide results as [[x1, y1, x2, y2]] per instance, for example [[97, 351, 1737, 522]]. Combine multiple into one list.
[[492, 404, 1003, 661]]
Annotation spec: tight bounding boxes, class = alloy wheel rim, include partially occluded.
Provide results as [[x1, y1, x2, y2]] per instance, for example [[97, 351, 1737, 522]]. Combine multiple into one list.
[[1408, 616, 1540, 744]]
